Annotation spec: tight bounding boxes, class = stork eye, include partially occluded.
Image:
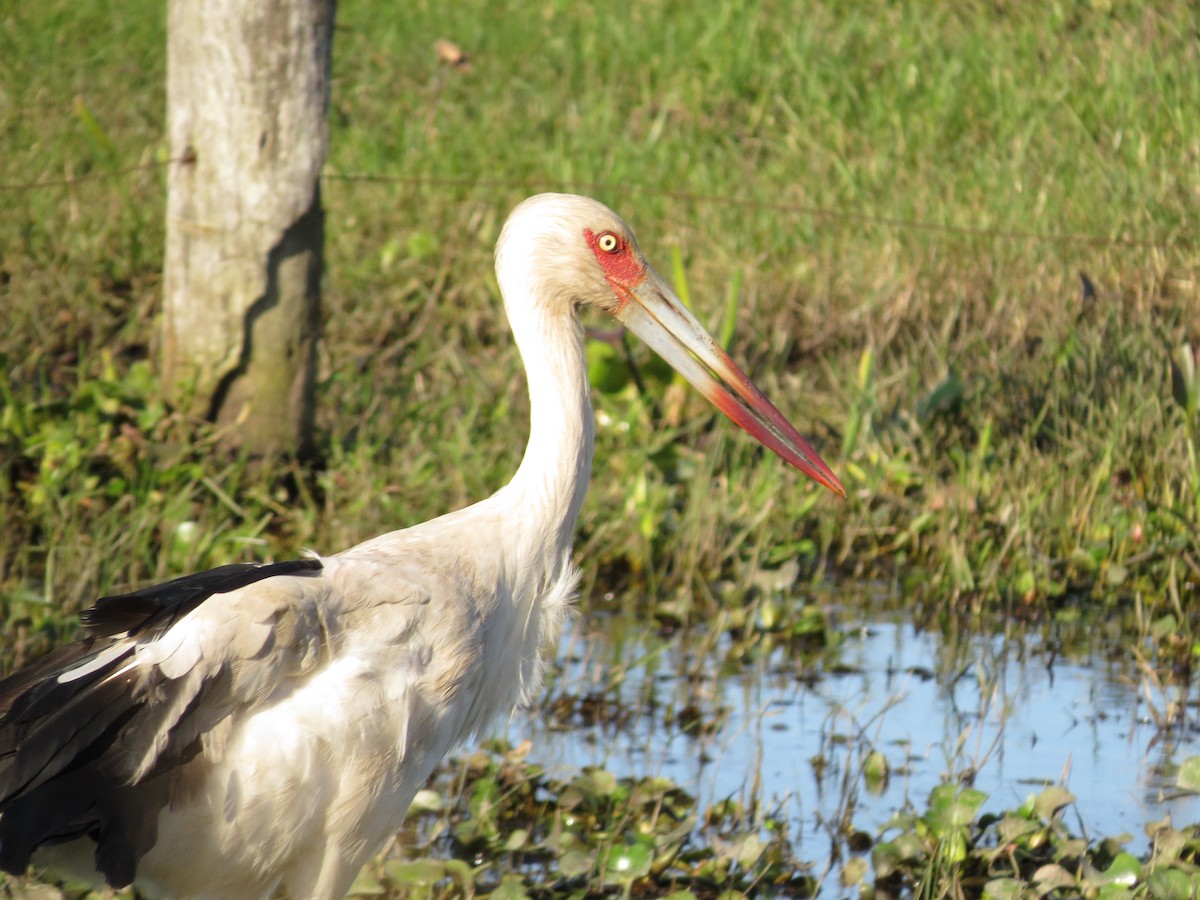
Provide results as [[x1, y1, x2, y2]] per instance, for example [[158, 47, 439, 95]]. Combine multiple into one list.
[[597, 232, 621, 253]]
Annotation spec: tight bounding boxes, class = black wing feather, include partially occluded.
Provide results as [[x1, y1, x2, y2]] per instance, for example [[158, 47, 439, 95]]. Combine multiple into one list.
[[0, 557, 323, 885], [80, 557, 322, 636]]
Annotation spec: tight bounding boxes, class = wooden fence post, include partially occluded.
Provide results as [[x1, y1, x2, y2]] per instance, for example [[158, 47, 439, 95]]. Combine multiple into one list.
[[163, 0, 335, 459]]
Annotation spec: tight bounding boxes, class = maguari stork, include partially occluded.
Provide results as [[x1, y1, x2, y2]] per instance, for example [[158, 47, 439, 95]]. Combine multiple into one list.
[[0, 194, 843, 898]]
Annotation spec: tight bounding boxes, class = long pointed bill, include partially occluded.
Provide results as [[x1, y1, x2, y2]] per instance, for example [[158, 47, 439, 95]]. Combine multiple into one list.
[[613, 270, 845, 497]]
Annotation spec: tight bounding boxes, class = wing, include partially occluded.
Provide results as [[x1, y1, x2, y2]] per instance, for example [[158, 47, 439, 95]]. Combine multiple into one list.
[[0, 557, 325, 886]]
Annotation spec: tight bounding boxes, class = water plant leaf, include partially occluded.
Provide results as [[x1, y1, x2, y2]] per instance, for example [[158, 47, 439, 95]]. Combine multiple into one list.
[[982, 878, 1024, 899], [1032, 785, 1074, 820], [504, 828, 529, 851], [559, 849, 594, 879], [839, 856, 868, 887], [1033, 863, 1076, 891], [863, 749, 889, 788], [871, 840, 903, 879], [1105, 562, 1129, 588], [924, 784, 987, 835], [442, 859, 474, 890], [606, 838, 653, 881], [408, 788, 444, 813], [1176, 756, 1200, 792], [383, 859, 446, 887], [1102, 851, 1141, 886], [1146, 868, 1196, 900], [490, 874, 530, 900], [468, 776, 501, 821], [575, 767, 619, 798], [730, 833, 767, 869], [1146, 818, 1188, 866], [941, 830, 968, 864], [996, 812, 1039, 844], [348, 867, 385, 897]]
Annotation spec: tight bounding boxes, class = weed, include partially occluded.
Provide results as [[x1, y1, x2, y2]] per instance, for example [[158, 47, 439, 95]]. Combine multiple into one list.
[[3, 0, 1200, 895]]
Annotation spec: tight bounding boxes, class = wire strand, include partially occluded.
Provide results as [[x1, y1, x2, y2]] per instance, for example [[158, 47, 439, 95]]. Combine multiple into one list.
[[0, 157, 187, 192], [0, 159, 1192, 252], [324, 171, 1193, 251]]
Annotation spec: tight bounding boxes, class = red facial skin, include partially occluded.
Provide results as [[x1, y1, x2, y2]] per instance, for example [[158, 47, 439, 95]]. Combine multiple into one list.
[[584, 229, 646, 303]]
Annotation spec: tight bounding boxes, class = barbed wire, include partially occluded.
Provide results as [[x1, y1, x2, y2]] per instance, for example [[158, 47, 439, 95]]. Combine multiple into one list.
[[1, 157, 1192, 252], [327, 171, 1191, 251], [0, 156, 188, 192]]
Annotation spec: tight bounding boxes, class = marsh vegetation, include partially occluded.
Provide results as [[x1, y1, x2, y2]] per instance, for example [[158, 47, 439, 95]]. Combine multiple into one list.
[[2, 1, 1199, 896]]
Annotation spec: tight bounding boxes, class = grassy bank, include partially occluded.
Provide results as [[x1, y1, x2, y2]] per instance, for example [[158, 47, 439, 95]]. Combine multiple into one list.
[[2, 0, 1199, 895]]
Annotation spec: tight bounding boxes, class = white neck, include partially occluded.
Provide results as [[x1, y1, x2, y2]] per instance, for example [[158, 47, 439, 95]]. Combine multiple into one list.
[[493, 283, 595, 576]]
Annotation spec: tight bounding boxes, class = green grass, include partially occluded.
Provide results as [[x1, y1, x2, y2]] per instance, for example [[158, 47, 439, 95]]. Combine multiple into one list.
[[2, 0, 1200, 895]]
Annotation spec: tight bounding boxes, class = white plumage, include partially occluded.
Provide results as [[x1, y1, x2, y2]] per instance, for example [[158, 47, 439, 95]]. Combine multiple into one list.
[[0, 193, 842, 899]]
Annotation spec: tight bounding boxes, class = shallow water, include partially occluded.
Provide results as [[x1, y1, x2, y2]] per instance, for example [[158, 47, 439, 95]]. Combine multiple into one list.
[[507, 606, 1200, 869]]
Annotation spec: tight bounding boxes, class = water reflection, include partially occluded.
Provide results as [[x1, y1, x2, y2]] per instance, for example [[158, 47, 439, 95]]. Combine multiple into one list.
[[508, 608, 1200, 863]]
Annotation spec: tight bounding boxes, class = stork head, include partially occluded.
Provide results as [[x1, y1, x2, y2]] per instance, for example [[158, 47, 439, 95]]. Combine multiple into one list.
[[496, 193, 845, 497], [496, 193, 647, 315]]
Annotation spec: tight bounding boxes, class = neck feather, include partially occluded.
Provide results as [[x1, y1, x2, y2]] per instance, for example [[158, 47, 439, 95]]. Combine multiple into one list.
[[498, 292, 595, 571]]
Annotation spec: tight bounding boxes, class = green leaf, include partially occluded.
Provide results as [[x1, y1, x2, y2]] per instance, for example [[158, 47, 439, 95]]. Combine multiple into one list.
[[406, 230, 440, 261], [383, 858, 446, 887], [1170, 343, 1199, 419], [923, 785, 987, 835], [669, 246, 691, 310], [1102, 851, 1141, 886], [575, 767, 618, 798], [504, 828, 529, 851], [1032, 863, 1076, 891], [606, 840, 653, 881], [348, 866, 386, 896], [74, 96, 117, 161], [1176, 755, 1200, 791], [1032, 785, 1074, 820], [1145, 868, 1196, 900], [917, 370, 964, 425], [871, 840, 907, 879], [408, 788, 443, 813], [443, 859, 475, 889], [469, 775, 501, 821], [1105, 562, 1129, 587], [982, 878, 1024, 900], [842, 346, 875, 458], [559, 849, 594, 879], [863, 749, 889, 784], [839, 856, 868, 887], [996, 813, 1039, 844], [489, 873, 530, 900], [957, 787, 988, 815], [940, 830, 968, 864], [730, 833, 767, 868], [718, 270, 742, 349], [587, 341, 631, 394]]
